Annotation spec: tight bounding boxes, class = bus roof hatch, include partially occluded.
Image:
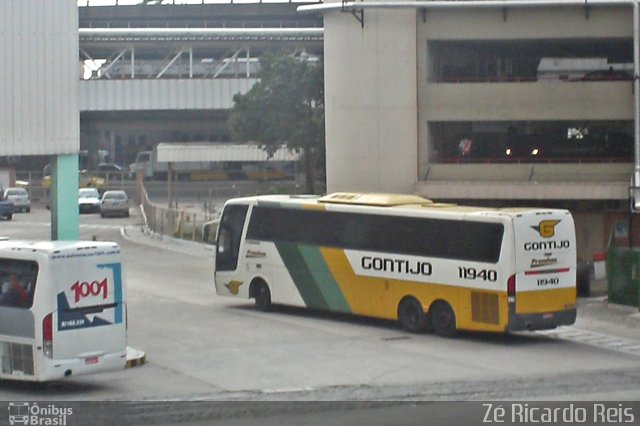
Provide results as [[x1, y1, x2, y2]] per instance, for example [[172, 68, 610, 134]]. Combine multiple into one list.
[[318, 192, 433, 207]]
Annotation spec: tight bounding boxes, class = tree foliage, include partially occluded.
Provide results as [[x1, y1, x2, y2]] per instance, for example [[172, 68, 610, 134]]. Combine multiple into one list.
[[229, 51, 324, 193]]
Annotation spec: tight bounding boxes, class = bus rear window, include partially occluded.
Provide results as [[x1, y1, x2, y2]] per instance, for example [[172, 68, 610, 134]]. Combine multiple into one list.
[[247, 206, 503, 263], [0, 259, 38, 309]]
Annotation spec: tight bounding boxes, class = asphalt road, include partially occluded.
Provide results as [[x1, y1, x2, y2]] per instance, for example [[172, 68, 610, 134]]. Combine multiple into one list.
[[0, 205, 639, 425]]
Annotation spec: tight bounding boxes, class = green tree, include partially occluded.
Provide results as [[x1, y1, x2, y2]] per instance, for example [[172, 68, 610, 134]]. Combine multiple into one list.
[[229, 51, 325, 194]]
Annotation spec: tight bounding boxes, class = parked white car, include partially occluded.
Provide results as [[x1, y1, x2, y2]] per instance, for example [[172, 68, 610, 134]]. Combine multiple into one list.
[[3, 187, 30, 213], [78, 188, 101, 214]]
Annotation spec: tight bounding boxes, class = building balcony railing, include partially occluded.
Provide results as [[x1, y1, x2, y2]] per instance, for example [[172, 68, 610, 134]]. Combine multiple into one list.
[[415, 162, 633, 200]]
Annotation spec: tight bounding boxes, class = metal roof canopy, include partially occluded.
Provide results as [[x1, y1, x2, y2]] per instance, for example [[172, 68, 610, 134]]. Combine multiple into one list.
[[78, 2, 323, 30], [156, 143, 300, 163], [79, 27, 324, 43]]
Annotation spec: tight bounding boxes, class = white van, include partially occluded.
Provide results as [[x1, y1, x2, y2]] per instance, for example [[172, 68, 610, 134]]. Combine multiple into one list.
[[0, 240, 127, 381]]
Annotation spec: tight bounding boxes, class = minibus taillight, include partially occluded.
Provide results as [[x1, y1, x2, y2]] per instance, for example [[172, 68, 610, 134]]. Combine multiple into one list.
[[43, 313, 53, 358], [507, 275, 516, 303]]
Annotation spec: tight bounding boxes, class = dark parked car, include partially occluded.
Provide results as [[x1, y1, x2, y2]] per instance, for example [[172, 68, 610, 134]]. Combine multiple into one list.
[[3, 187, 30, 213], [580, 70, 632, 81], [98, 163, 125, 180], [0, 195, 14, 220]]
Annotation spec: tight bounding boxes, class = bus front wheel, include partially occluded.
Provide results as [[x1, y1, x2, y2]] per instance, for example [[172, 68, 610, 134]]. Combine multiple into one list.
[[253, 282, 272, 312], [398, 297, 428, 333], [429, 301, 457, 337]]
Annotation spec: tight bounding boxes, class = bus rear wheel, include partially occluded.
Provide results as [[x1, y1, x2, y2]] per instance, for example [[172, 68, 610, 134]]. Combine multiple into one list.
[[254, 282, 272, 312], [398, 298, 428, 333], [429, 301, 457, 337]]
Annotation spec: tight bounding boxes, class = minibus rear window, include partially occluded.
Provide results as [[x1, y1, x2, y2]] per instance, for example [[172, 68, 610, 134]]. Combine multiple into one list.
[[0, 259, 39, 309]]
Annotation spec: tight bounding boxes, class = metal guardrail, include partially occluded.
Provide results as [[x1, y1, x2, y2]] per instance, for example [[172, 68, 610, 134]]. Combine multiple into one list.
[[139, 181, 218, 242]]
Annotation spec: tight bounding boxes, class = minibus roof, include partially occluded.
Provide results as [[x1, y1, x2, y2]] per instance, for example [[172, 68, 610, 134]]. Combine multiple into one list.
[[0, 240, 119, 256]]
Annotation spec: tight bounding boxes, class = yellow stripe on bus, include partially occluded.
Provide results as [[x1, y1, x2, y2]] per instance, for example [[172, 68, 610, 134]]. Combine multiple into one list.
[[302, 203, 326, 211], [319, 247, 377, 316], [516, 287, 576, 314], [318, 248, 509, 332]]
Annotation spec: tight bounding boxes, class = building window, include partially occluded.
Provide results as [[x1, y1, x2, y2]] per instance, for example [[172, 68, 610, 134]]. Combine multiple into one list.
[[430, 121, 633, 164], [428, 40, 632, 83]]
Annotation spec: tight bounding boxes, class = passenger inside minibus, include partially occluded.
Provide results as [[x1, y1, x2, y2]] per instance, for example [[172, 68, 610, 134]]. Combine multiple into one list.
[[0, 262, 37, 308]]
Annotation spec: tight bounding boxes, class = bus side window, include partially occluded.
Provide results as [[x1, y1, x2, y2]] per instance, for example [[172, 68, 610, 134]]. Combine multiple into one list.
[[216, 205, 248, 271]]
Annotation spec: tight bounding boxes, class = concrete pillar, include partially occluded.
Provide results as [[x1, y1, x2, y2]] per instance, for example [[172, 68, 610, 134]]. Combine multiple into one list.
[[50, 154, 79, 240], [324, 9, 418, 193]]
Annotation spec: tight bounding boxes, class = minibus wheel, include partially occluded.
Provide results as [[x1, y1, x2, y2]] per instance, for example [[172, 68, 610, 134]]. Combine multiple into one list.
[[429, 301, 457, 337], [398, 297, 428, 333], [253, 281, 272, 312]]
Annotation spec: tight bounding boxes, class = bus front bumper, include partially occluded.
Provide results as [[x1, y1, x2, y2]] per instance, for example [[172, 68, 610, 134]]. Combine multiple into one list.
[[507, 307, 577, 332]]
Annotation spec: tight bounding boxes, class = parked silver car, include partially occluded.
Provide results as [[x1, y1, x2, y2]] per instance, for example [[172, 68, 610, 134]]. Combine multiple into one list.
[[3, 187, 30, 213], [100, 190, 129, 218]]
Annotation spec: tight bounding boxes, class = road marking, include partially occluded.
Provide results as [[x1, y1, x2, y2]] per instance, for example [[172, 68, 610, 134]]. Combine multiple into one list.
[[80, 223, 124, 230], [537, 327, 640, 358], [381, 336, 411, 341], [262, 386, 315, 394]]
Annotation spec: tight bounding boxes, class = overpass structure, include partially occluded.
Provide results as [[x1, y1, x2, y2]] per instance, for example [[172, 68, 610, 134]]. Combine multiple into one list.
[[77, 2, 323, 169]]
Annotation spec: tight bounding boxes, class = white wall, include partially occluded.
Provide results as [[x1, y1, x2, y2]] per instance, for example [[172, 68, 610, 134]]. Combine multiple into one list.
[[324, 8, 418, 193], [0, 0, 79, 156], [79, 78, 258, 111]]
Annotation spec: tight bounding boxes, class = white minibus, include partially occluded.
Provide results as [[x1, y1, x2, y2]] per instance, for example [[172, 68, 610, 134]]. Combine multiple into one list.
[[0, 240, 127, 381]]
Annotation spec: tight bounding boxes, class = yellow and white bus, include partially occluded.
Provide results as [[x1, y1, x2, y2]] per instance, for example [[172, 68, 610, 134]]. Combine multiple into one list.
[[214, 193, 577, 336]]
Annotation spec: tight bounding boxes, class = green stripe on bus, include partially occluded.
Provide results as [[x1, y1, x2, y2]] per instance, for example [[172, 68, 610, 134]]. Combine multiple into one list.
[[276, 242, 329, 310], [298, 245, 351, 313]]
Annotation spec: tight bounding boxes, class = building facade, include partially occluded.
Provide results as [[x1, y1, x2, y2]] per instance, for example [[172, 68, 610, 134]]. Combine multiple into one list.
[[317, 0, 637, 259]]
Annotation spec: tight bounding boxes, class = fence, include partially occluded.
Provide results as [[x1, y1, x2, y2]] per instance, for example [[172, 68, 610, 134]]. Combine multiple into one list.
[[139, 182, 218, 242]]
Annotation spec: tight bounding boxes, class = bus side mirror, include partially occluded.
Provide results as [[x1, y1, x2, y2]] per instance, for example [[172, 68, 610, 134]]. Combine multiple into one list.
[[202, 220, 219, 245]]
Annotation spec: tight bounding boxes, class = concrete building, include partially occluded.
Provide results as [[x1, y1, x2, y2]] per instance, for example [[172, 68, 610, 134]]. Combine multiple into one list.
[[0, 0, 80, 239], [303, 0, 639, 259]]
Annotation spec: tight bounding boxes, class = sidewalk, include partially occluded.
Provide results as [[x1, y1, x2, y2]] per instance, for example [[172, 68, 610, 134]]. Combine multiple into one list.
[[576, 295, 640, 341], [121, 223, 215, 259], [574, 277, 640, 339]]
